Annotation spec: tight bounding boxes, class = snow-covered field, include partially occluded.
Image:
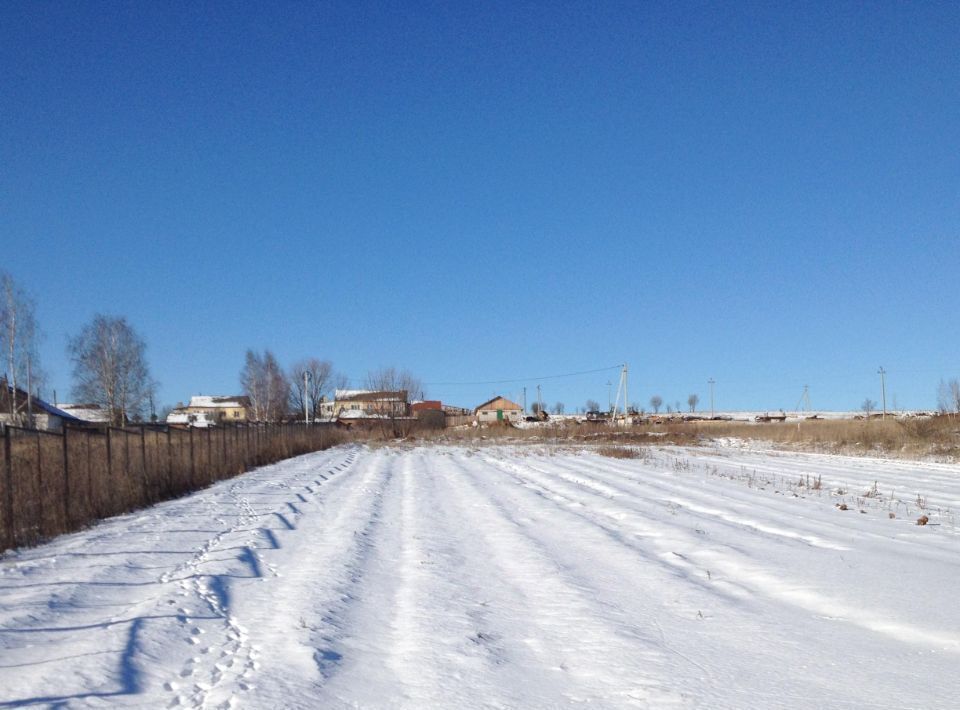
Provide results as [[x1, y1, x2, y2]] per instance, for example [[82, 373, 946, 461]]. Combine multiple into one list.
[[2, 443, 959, 708]]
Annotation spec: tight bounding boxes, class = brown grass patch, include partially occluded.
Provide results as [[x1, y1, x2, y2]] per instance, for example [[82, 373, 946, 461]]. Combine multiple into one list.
[[596, 445, 641, 459], [680, 416, 960, 459]]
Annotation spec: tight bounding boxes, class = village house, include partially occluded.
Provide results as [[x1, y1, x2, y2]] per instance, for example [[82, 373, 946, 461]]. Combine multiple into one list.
[[167, 395, 251, 426], [320, 389, 409, 420], [475, 395, 524, 425], [1, 380, 84, 432], [55, 403, 113, 426]]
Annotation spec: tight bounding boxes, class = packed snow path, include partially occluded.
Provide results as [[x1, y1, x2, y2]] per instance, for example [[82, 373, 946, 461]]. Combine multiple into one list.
[[1, 443, 959, 708]]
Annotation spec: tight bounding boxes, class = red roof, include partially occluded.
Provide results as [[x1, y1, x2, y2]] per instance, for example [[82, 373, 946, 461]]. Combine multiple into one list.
[[411, 400, 442, 412]]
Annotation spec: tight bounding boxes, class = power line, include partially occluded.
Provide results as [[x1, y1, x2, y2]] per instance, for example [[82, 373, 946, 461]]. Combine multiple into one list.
[[422, 364, 624, 387]]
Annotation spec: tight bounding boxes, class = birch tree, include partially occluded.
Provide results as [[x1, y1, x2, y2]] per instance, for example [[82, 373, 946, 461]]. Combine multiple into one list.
[[0, 272, 44, 424], [68, 315, 155, 425], [240, 349, 290, 422]]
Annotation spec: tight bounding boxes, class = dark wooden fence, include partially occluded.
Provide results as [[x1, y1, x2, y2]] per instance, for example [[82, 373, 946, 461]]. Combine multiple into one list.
[[0, 422, 342, 552]]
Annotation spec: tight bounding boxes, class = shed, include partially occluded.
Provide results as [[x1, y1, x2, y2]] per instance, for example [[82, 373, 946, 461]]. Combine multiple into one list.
[[475, 396, 523, 425]]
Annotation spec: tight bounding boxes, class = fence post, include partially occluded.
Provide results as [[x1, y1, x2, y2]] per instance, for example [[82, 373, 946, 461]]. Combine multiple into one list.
[[3, 427, 13, 549], [124, 429, 131, 505], [62, 427, 70, 529], [206, 427, 212, 484], [86, 430, 94, 520], [105, 428, 113, 516], [35, 432, 44, 541], [189, 427, 195, 489], [140, 426, 149, 504], [166, 427, 174, 494]]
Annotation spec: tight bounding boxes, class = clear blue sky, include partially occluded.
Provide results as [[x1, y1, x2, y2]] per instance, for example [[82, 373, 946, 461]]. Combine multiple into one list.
[[2, 1, 958, 413]]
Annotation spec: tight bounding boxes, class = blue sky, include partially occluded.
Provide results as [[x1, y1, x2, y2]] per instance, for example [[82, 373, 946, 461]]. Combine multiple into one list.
[[2, 1, 958, 413]]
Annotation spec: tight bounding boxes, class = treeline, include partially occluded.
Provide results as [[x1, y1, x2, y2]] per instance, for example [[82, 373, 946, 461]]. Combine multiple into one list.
[[2, 269, 161, 427], [2, 270, 426, 430], [239, 350, 343, 422]]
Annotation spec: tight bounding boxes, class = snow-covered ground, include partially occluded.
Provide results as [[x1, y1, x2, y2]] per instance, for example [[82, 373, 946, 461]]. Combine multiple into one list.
[[1, 443, 958, 708]]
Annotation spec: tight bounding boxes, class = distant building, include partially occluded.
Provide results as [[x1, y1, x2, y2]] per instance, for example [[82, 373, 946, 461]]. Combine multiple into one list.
[[167, 395, 251, 426], [54, 403, 113, 426], [475, 395, 523, 425], [1, 381, 84, 432], [411, 400, 442, 414], [320, 389, 409, 420]]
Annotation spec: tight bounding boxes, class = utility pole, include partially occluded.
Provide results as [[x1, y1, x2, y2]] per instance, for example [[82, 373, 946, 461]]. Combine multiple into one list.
[[610, 363, 629, 421], [624, 363, 628, 415], [304, 370, 310, 425], [523, 386, 527, 413], [878, 367, 887, 420], [708, 378, 715, 419], [537, 384, 543, 414], [606, 380, 612, 413]]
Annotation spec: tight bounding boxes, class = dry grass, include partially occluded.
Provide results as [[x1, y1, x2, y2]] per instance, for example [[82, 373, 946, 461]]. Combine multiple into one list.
[[414, 421, 698, 448], [596, 445, 642, 459], [403, 415, 960, 460], [679, 416, 960, 459]]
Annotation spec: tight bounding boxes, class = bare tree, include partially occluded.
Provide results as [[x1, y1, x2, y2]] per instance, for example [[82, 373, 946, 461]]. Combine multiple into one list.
[[937, 378, 960, 415], [585, 399, 600, 412], [289, 358, 334, 420], [552, 402, 564, 415], [937, 379, 950, 414], [649, 395, 663, 414], [68, 315, 156, 425], [157, 403, 175, 423], [688, 393, 699, 413], [0, 272, 45, 425], [861, 398, 877, 417], [240, 349, 290, 422], [365, 367, 423, 438]]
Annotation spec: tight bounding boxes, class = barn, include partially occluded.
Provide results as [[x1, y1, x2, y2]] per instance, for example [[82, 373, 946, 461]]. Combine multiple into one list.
[[475, 395, 523, 425]]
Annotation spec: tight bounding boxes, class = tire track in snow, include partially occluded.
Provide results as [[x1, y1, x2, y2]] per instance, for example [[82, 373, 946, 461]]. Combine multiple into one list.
[[533, 452, 850, 551], [160, 446, 363, 709], [444, 452, 690, 707], [477, 452, 756, 605], [382, 450, 543, 708], [480, 449, 960, 655], [234, 446, 399, 706]]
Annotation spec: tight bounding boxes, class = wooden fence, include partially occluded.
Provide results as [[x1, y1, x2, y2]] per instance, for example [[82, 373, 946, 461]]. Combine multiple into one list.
[[0, 422, 342, 552]]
